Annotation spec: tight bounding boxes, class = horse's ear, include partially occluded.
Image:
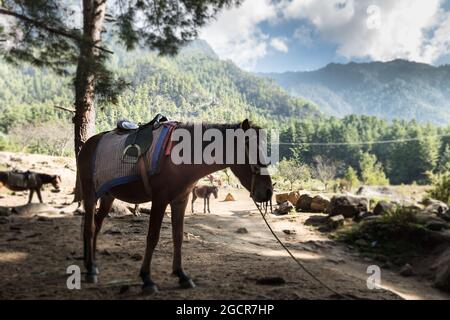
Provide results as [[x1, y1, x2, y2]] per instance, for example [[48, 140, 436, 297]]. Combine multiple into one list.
[[241, 119, 251, 131]]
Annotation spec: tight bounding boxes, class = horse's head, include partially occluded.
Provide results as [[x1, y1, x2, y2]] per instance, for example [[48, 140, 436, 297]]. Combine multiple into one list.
[[212, 186, 219, 199], [230, 119, 273, 204], [51, 175, 61, 192]]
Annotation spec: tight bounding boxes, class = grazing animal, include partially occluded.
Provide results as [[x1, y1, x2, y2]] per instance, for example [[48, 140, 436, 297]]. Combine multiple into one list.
[[191, 185, 218, 213], [0, 170, 61, 203], [76, 119, 273, 293]]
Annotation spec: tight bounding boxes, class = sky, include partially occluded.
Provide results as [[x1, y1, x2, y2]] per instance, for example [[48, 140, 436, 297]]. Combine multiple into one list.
[[199, 0, 450, 72]]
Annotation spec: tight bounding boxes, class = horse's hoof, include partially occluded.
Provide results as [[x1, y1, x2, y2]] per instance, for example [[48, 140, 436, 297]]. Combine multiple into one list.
[[142, 283, 159, 295], [180, 278, 196, 289], [85, 274, 98, 284]]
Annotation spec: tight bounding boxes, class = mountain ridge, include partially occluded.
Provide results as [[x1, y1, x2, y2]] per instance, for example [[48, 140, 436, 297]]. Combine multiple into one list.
[[260, 59, 450, 125]]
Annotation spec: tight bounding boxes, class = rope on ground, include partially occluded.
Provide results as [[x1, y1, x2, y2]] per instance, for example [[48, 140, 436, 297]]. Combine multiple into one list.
[[253, 199, 351, 300]]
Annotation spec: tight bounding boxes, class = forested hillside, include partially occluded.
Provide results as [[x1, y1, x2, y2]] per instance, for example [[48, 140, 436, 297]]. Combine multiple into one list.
[[0, 41, 449, 185], [262, 60, 450, 125], [0, 40, 318, 134]]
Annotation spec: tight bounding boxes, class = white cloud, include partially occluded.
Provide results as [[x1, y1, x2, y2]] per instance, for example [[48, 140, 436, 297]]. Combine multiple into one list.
[[200, 0, 450, 69], [270, 37, 289, 52], [199, 0, 281, 70], [281, 0, 450, 64]]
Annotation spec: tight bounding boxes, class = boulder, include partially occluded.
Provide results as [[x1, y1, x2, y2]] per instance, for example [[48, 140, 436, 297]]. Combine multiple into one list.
[[310, 195, 330, 213], [109, 202, 132, 217], [287, 191, 300, 206], [327, 215, 345, 230], [329, 195, 369, 218], [438, 209, 450, 222], [425, 220, 449, 232], [275, 193, 289, 204], [273, 200, 293, 215], [423, 199, 449, 215], [0, 206, 11, 217], [295, 194, 313, 212], [373, 200, 397, 215], [275, 191, 300, 206], [354, 211, 375, 222], [433, 248, 450, 292]]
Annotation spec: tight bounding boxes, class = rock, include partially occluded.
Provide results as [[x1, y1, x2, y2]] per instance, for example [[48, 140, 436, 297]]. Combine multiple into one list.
[[355, 239, 369, 247], [224, 193, 235, 201], [329, 195, 369, 218], [0, 217, 9, 224], [310, 195, 330, 213], [256, 277, 286, 285], [399, 263, 414, 277], [0, 206, 11, 216], [236, 227, 248, 234], [327, 215, 345, 230], [423, 200, 449, 216], [305, 215, 329, 227], [282, 229, 296, 235], [373, 200, 397, 215], [434, 248, 450, 292], [354, 211, 375, 222], [295, 194, 313, 212], [119, 285, 130, 294], [130, 253, 143, 261], [104, 228, 122, 235], [425, 220, 449, 231], [439, 209, 450, 222], [110, 202, 132, 217], [275, 193, 289, 204], [273, 201, 293, 215], [287, 191, 300, 206]]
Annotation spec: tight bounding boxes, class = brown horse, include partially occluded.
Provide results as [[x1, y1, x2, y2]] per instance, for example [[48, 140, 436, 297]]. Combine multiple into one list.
[[76, 120, 273, 293], [0, 171, 61, 203], [191, 185, 218, 213]]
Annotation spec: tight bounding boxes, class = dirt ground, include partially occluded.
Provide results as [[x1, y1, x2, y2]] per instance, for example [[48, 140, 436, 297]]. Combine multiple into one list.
[[1, 151, 449, 300]]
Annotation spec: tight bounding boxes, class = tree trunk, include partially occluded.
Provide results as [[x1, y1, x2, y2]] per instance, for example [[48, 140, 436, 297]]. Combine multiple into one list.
[[73, 0, 106, 156]]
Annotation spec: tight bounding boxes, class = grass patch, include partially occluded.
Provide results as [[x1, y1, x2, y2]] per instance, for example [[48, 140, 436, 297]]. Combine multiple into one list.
[[336, 208, 439, 265]]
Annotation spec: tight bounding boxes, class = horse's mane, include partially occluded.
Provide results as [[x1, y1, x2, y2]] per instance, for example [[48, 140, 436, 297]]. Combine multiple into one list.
[[177, 121, 261, 134]]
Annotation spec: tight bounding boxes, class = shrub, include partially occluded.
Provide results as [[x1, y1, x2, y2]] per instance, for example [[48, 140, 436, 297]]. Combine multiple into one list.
[[426, 172, 450, 205]]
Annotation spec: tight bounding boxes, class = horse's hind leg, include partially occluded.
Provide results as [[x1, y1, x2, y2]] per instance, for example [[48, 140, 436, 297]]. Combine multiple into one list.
[[83, 198, 98, 283], [170, 192, 195, 289], [36, 188, 43, 203], [93, 195, 114, 260], [139, 198, 168, 294]]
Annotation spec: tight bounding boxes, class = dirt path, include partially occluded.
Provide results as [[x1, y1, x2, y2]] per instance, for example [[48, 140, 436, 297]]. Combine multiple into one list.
[[0, 151, 449, 300]]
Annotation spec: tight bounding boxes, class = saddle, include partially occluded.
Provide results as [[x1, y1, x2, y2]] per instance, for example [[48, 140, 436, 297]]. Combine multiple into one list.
[[116, 114, 169, 196]]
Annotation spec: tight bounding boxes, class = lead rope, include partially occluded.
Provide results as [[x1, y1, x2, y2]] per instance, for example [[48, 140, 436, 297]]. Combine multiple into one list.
[[252, 198, 351, 300]]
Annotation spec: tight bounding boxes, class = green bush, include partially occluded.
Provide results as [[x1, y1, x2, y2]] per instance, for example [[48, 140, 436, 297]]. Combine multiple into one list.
[[426, 172, 450, 205]]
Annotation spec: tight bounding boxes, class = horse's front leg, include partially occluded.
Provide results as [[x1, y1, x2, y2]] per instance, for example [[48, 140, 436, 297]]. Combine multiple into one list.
[[28, 189, 34, 204], [203, 197, 207, 214], [207, 196, 211, 213], [140, 199, 168, 294], [170, 193, 195, 289]]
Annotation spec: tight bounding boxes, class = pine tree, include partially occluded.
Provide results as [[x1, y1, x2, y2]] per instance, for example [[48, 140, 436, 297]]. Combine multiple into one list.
[[359, 152, 389, 186], [0, 0, 240, 155]]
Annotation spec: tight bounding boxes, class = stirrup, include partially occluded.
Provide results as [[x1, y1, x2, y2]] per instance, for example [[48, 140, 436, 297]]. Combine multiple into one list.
[[122, 144, 141, 164]]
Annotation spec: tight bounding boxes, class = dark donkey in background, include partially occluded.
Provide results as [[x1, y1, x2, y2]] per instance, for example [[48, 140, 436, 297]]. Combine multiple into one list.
[[76, 119, 273, 294], [0, 171, 61, 203], [191, 185, 218, 213]]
